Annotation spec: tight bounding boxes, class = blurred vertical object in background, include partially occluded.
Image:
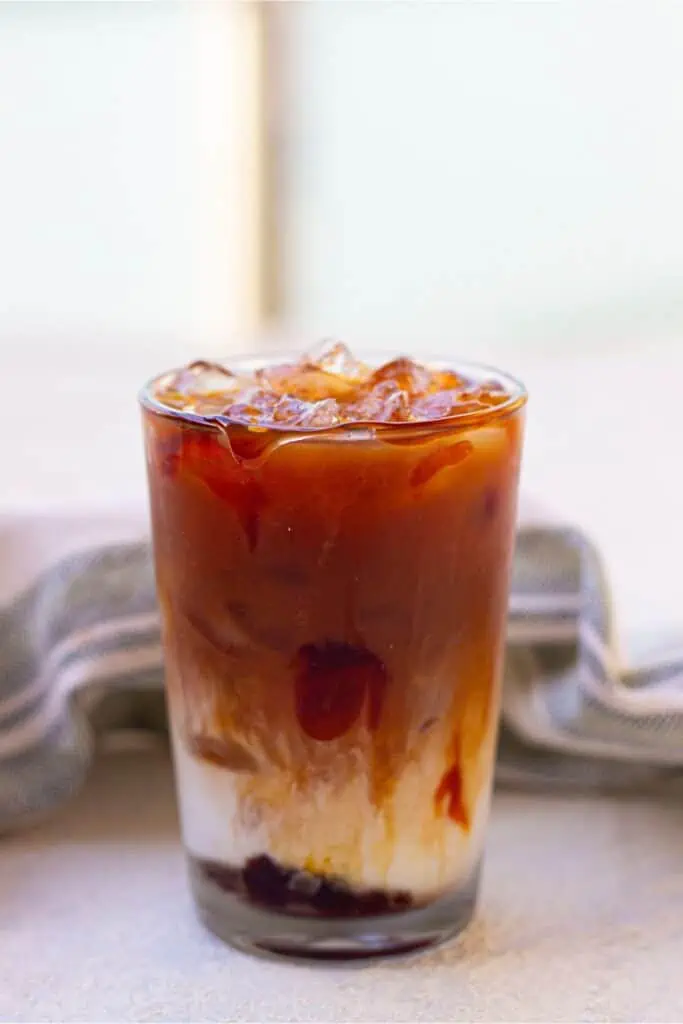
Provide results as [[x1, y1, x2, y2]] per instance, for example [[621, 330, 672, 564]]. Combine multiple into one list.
[[0, 1, 270, 363]]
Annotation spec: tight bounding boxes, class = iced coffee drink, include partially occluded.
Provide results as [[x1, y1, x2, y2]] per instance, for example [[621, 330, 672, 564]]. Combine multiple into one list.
[[140, 343, 526, 961]]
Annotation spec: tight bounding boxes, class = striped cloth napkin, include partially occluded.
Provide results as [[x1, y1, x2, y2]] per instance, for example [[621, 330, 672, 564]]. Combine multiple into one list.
[[1, 503, 682, 832]]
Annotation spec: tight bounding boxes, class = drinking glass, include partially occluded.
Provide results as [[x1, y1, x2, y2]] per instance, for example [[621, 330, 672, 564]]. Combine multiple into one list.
[[140, 353, 526, 962]]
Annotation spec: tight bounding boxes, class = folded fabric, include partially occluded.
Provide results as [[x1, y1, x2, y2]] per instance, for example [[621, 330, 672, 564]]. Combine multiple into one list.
[[1, 504, 682, 832]]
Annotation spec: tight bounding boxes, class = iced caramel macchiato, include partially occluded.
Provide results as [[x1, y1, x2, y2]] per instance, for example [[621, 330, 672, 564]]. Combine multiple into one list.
[[140, 342, 526, 962]]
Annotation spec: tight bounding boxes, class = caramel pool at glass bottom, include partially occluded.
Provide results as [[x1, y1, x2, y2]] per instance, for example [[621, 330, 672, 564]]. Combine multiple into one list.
[[189, 854, 481, 962]]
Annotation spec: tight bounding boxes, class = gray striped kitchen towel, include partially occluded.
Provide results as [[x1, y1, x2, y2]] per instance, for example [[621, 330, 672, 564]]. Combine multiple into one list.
[[1, 504, 682, 832]]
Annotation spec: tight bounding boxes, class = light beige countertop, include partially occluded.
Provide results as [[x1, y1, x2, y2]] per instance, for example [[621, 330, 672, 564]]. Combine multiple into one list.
[[2, 746, 682, 1023]]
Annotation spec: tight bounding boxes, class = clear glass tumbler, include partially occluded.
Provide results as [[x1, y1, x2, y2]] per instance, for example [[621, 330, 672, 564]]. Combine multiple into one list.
[[140, 353, 526, 962]]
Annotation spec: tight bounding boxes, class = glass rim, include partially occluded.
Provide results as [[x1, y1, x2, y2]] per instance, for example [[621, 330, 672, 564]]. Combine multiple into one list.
[[139, 349, 527, 437]]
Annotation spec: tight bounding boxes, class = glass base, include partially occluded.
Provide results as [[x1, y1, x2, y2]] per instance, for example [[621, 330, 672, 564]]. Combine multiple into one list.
[[189, 857, 480, 964]]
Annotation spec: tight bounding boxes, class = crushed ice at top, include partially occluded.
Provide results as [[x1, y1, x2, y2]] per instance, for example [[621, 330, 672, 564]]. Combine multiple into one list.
[[153, 341, 513, 428]]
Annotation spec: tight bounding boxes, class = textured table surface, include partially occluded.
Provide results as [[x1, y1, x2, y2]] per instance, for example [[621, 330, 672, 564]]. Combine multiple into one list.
[[2, 746, 682, 1023]]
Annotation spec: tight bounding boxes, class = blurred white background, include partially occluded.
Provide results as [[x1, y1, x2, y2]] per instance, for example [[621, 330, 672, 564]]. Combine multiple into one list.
[[1, 2, 682, 361], [279, 2, 683, 359], [2, 2, 683, 361]]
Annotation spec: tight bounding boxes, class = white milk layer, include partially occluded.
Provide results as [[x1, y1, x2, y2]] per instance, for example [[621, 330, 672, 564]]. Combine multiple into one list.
[[171, 725, 494, 897]]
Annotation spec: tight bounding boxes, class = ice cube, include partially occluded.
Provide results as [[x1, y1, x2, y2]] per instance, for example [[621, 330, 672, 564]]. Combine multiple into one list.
[[296, 398, 342, 428], [427, 368, 468, 393], [222, 389, 280, 425], [188, 393, 237, 415], [475, 379, 510, 406], [305, 339, 370, 381], [255, 363, 301, 394], [412, 389, 456, 421], [258, 364, 356, 402], [369, 357, 431, 394], [273, 395, 341, 429], [351, 380, 413, 423], [174, 360, 237, 395]]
